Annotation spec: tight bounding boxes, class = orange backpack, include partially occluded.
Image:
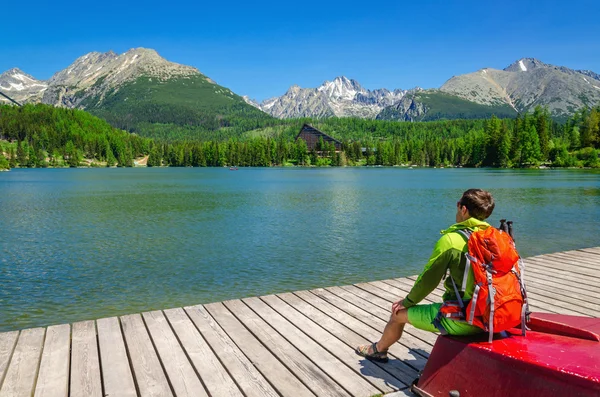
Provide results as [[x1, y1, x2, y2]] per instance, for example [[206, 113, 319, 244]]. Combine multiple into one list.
[[450, 226, 529, 342]]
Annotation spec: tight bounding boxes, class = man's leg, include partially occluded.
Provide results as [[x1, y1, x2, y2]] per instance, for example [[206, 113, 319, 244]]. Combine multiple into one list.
[[356, 304, 440, 358], [377, 308, 409, 351], [358, 308, 409, 355]]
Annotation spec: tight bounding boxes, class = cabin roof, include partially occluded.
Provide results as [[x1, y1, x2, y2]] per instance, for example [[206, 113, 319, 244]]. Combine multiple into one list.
[[295, 124, 342, 145]]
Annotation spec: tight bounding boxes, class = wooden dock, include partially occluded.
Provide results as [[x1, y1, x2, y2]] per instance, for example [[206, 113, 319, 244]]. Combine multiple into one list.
[[1, 247, 599, 397]]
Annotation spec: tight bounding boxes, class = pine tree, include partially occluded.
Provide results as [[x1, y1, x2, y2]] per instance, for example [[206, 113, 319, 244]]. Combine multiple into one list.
[[0, 154, 9, 170], [533, 106, 551, 160], [520, 124, 542, 166], [16, 141, 27, 166]]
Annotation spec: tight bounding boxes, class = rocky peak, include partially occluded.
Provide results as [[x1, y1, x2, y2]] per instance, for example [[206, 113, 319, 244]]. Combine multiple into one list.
[[504, 58, 548, 72], [577, 70, 600, 82], [317, 76, 364, 100], [48, 51, 119, 86], [0, 68, 48, 103], [47, 48, 201, 93], [285, 85, 302, 96], [1, 68, 42, 84]]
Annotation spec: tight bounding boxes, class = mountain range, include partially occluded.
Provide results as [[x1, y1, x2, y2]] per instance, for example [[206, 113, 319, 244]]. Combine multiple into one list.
[[244, 77, 410, 119], [1, 49, 599, 134], [0, 48, 267, 135], [251, 58, 600, 121]]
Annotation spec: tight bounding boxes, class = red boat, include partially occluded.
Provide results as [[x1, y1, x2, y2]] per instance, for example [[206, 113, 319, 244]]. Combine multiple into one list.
[[411, 312, 600, 397]]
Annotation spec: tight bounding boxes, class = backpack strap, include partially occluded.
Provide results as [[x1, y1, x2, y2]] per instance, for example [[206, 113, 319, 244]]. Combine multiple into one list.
[[449, 276, 465, 310], [486, 267, 495, 343], [513, 258, 531, 336], [455, 229, 473, 293]]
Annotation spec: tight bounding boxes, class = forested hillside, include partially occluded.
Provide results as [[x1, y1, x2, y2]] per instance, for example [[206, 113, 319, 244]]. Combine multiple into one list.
[[1, 103, 598, 170], [0, 104, 152, 168], [84, 76, 275, 138]]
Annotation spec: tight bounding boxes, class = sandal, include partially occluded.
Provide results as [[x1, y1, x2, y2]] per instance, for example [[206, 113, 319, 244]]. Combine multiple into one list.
[[355, 342, 389, 363]]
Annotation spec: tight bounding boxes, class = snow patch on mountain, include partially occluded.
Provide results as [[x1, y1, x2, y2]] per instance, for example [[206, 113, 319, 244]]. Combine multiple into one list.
[[519, 60, 527, 71]]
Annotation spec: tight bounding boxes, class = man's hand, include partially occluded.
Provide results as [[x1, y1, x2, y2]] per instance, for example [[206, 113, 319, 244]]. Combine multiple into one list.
[[391, 299, 405, 315]]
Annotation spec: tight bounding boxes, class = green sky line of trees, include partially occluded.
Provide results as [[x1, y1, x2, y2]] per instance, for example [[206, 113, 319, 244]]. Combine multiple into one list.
[[1, 104, 599, 170]]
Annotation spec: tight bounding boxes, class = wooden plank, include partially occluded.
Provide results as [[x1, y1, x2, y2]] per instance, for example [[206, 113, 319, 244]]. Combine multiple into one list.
[[184, 305, 279, 397], [524, 288, 595, 317], [563, 249, 600, 261], [222, 299, 351, 397], [162, 308, 241, 397], [143, 310, 209, 397], [523, 284, 599, 313], [515, 274, 600, 301], [550, 251, 600, 265], [120, 314, 173, 397], [0, 331, 19, 389], [97, 317, 137, 397], [204, 302, 315, 397], [382, 279, 442, 302], [525, 256, 600, 278], [310, 288, 429, 369], [518, 262, 600, 295], [277, 291, 418, 386], [0, 328, 44, 397], [34, 324, 70, 397], [521, 262, 600, 295], [578, 247, 600, 255], [543, 253, 600, 270], [256, 295, 395, 394], [70, 321, 101, 397]]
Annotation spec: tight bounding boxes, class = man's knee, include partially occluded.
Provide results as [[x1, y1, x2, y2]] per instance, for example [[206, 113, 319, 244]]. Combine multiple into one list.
[[390, 308, 409, 324]]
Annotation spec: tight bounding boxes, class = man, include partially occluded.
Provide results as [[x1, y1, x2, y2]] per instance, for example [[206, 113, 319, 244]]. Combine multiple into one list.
[[355, 188, 495, 362]]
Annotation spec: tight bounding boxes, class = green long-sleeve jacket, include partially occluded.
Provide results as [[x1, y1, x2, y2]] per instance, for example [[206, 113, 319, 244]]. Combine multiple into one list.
[[402, 217, 490, 308]]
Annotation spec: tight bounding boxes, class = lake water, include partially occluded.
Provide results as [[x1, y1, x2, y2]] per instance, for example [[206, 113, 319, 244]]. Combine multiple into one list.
[[1, 167, 599, 331]]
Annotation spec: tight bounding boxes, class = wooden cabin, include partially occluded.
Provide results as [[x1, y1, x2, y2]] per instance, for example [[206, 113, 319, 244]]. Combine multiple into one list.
[[295, 124, 342, 152]]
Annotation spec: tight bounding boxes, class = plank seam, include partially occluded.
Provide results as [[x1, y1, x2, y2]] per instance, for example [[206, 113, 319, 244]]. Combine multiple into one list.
[[0, 331, 19, 392], [340, 283, 437, 349], [240, 298, 358, 397], [29, 328, 47, 397], [268, 294, 404, 392], [525, 258, 600, 278], [345, 282, 438, 345], [222, 301, 320, 397], [292, 288, 429, 380], [172, 307, 236, 397], [94, 321, 107, 397], [577, 249, 600, 256], [544, 253, 600, 269], [139, 312, 177, 397], [66, 326, 73, 397], [203, 303, 297, 397], [329, 286, 429, 365], [183, 305, 286, 397], [118, 316, 142, 397], [310, 287, 428, 370]]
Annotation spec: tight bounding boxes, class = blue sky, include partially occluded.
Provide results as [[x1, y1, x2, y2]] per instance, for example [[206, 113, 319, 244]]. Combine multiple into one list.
[[2, 0, 599, 101]]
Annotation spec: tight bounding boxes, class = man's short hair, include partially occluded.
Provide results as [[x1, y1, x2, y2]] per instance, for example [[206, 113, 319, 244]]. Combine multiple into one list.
[[459, 189, 495, 220]]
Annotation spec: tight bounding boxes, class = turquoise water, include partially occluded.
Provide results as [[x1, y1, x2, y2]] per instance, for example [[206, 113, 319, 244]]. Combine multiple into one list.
[[1, 167, 599, 331]]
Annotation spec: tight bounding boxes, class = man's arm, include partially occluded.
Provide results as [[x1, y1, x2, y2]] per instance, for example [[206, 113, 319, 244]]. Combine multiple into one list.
[[401, 235, 453, 308]]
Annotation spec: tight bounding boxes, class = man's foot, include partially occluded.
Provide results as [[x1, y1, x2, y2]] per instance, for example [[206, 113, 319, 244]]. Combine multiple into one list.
[[355, 342, 389, 363]]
